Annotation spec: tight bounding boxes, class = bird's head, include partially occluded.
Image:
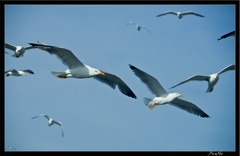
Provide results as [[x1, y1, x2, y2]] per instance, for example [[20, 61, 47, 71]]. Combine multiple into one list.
[[90, 68, 105, 76], [171, 93, 184, 99]]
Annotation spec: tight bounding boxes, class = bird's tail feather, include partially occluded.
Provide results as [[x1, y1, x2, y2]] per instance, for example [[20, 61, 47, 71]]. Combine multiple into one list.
[[143, 98, 152, 107]]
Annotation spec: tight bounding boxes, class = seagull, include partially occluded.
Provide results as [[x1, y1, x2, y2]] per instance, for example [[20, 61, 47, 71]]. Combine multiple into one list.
[[170, 64, 235, 93], [129, 64, 209, 118], [31, 114, 64, 137], [28, 42, 137, 99], [5, 68, 34, 77], [127, 22, 151, 33], [217, 31, 235, 41], [5, 43, 36, 58], [156, 11, 205, 19]]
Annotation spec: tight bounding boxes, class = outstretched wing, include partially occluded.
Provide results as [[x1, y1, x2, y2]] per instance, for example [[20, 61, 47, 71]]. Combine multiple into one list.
[[127, 22, 137, 26], [31, 114, 50, 120], [28, 43, 85, 69], [5, 43, 17, 51], [22, 69, 34, 74], [53, 120, 64, 137], [170, 75, 210, 89], [93, 71, 137, 99], [129, 64, 168, 97], [217, 31, 235, 40], [181, 11, 205, 17], [141, 27, 151, 33], [170, 98, 209, 118], [217, 64, 235, 75], [156, 11, 178, 17]]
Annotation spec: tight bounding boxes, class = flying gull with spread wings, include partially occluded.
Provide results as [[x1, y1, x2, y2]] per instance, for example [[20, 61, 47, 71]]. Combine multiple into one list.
[[156, 11, 204, 19], [5, 42, 36, 58], [32, 114, 64, 137], [5, 68, 34, 77], [129, 64, 209, 118], [29, 42, 137, 99], [170, 64, 235, 92], [127, 22, 151, 33]]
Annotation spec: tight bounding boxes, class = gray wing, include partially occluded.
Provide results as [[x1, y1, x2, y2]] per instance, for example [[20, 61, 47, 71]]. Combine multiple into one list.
[[5, 69, 15, 73], [156, 11, 178, 17], [170, 75, 210, 89], [5, 43, 17, 51], [31, 114, 50, 120], [25, 45, 37, 50], [53, 120, 64, 137], [129, 64, 168, 97], [28, 43, 85, 69], [217, 64, 235, 75], [141, 27, 151, 33], [93, 71, 137, 99], [127, 22, 137, 26], [217, 31, 235, 40], [170, 98, 209, 118], [182, 11, 205, 17], [22, 69, 34, 74]]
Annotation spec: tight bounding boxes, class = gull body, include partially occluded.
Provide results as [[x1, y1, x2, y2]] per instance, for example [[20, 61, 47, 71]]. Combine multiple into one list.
[[5, 43, 36, 58], [5, 69, 34, 77], [156, 11, 204, 19], [127, 22, 151, 33], [29, 42, 137, 99], [31, 114, 64, 137], [217, 31, 235, 41], [129, 64, 209, 118], [170, 64, 235, 92]]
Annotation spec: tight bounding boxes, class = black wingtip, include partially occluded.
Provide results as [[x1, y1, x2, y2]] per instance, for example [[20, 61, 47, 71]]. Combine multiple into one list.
[[28, 42, 37, 46], [201, 114, 210, 118], [129, 64, 137, 70]]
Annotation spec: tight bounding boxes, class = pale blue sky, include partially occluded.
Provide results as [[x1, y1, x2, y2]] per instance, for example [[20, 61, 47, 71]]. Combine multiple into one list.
[[4, 4, 237, 152]]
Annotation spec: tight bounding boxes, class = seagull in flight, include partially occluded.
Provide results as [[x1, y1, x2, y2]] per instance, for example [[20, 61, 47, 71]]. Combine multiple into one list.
[[28, 42, 137, 99], [156, 11, 205, 19], [5, 43, 36, 58], [127, 22, 151, 33], [170, 64, 235, 92], [31, 114, 64, 137], [5, 68, 34, 77], [129, 64, 209, 118], [217, 31, 235, 41]]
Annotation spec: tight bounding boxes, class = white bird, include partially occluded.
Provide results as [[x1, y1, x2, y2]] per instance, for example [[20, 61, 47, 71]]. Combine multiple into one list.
[[5, 43, 36, 58], [129, 64, 209, 118], [127, 22, 151, 33], [217, 31, 235, 41], [5, 68, 34, 77], [170, 64, 235, 92], [31, 114, 64, 137], [156, 11, 205, 19], [28, 42, 137, 99]]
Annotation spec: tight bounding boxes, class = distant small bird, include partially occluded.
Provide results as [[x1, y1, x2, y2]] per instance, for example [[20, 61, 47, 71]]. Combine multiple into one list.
[[5, 43, 36, 58], [170, 64, 235, 93], [217, 31, 235, 41], [127, 22, 151, 33], [156, 11, 205, 19], [129, 64, 209, 118], [31, 114, 64, 137], [5, 69, 34, 77]]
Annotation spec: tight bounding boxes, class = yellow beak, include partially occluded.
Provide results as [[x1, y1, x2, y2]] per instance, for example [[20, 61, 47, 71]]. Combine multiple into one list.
[[180, 94, 184, 97], [99, 72, 105, 75]]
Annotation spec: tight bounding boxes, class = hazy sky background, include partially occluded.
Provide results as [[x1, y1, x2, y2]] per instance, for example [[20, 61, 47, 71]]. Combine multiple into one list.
[[4, 4, 236, 151]]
